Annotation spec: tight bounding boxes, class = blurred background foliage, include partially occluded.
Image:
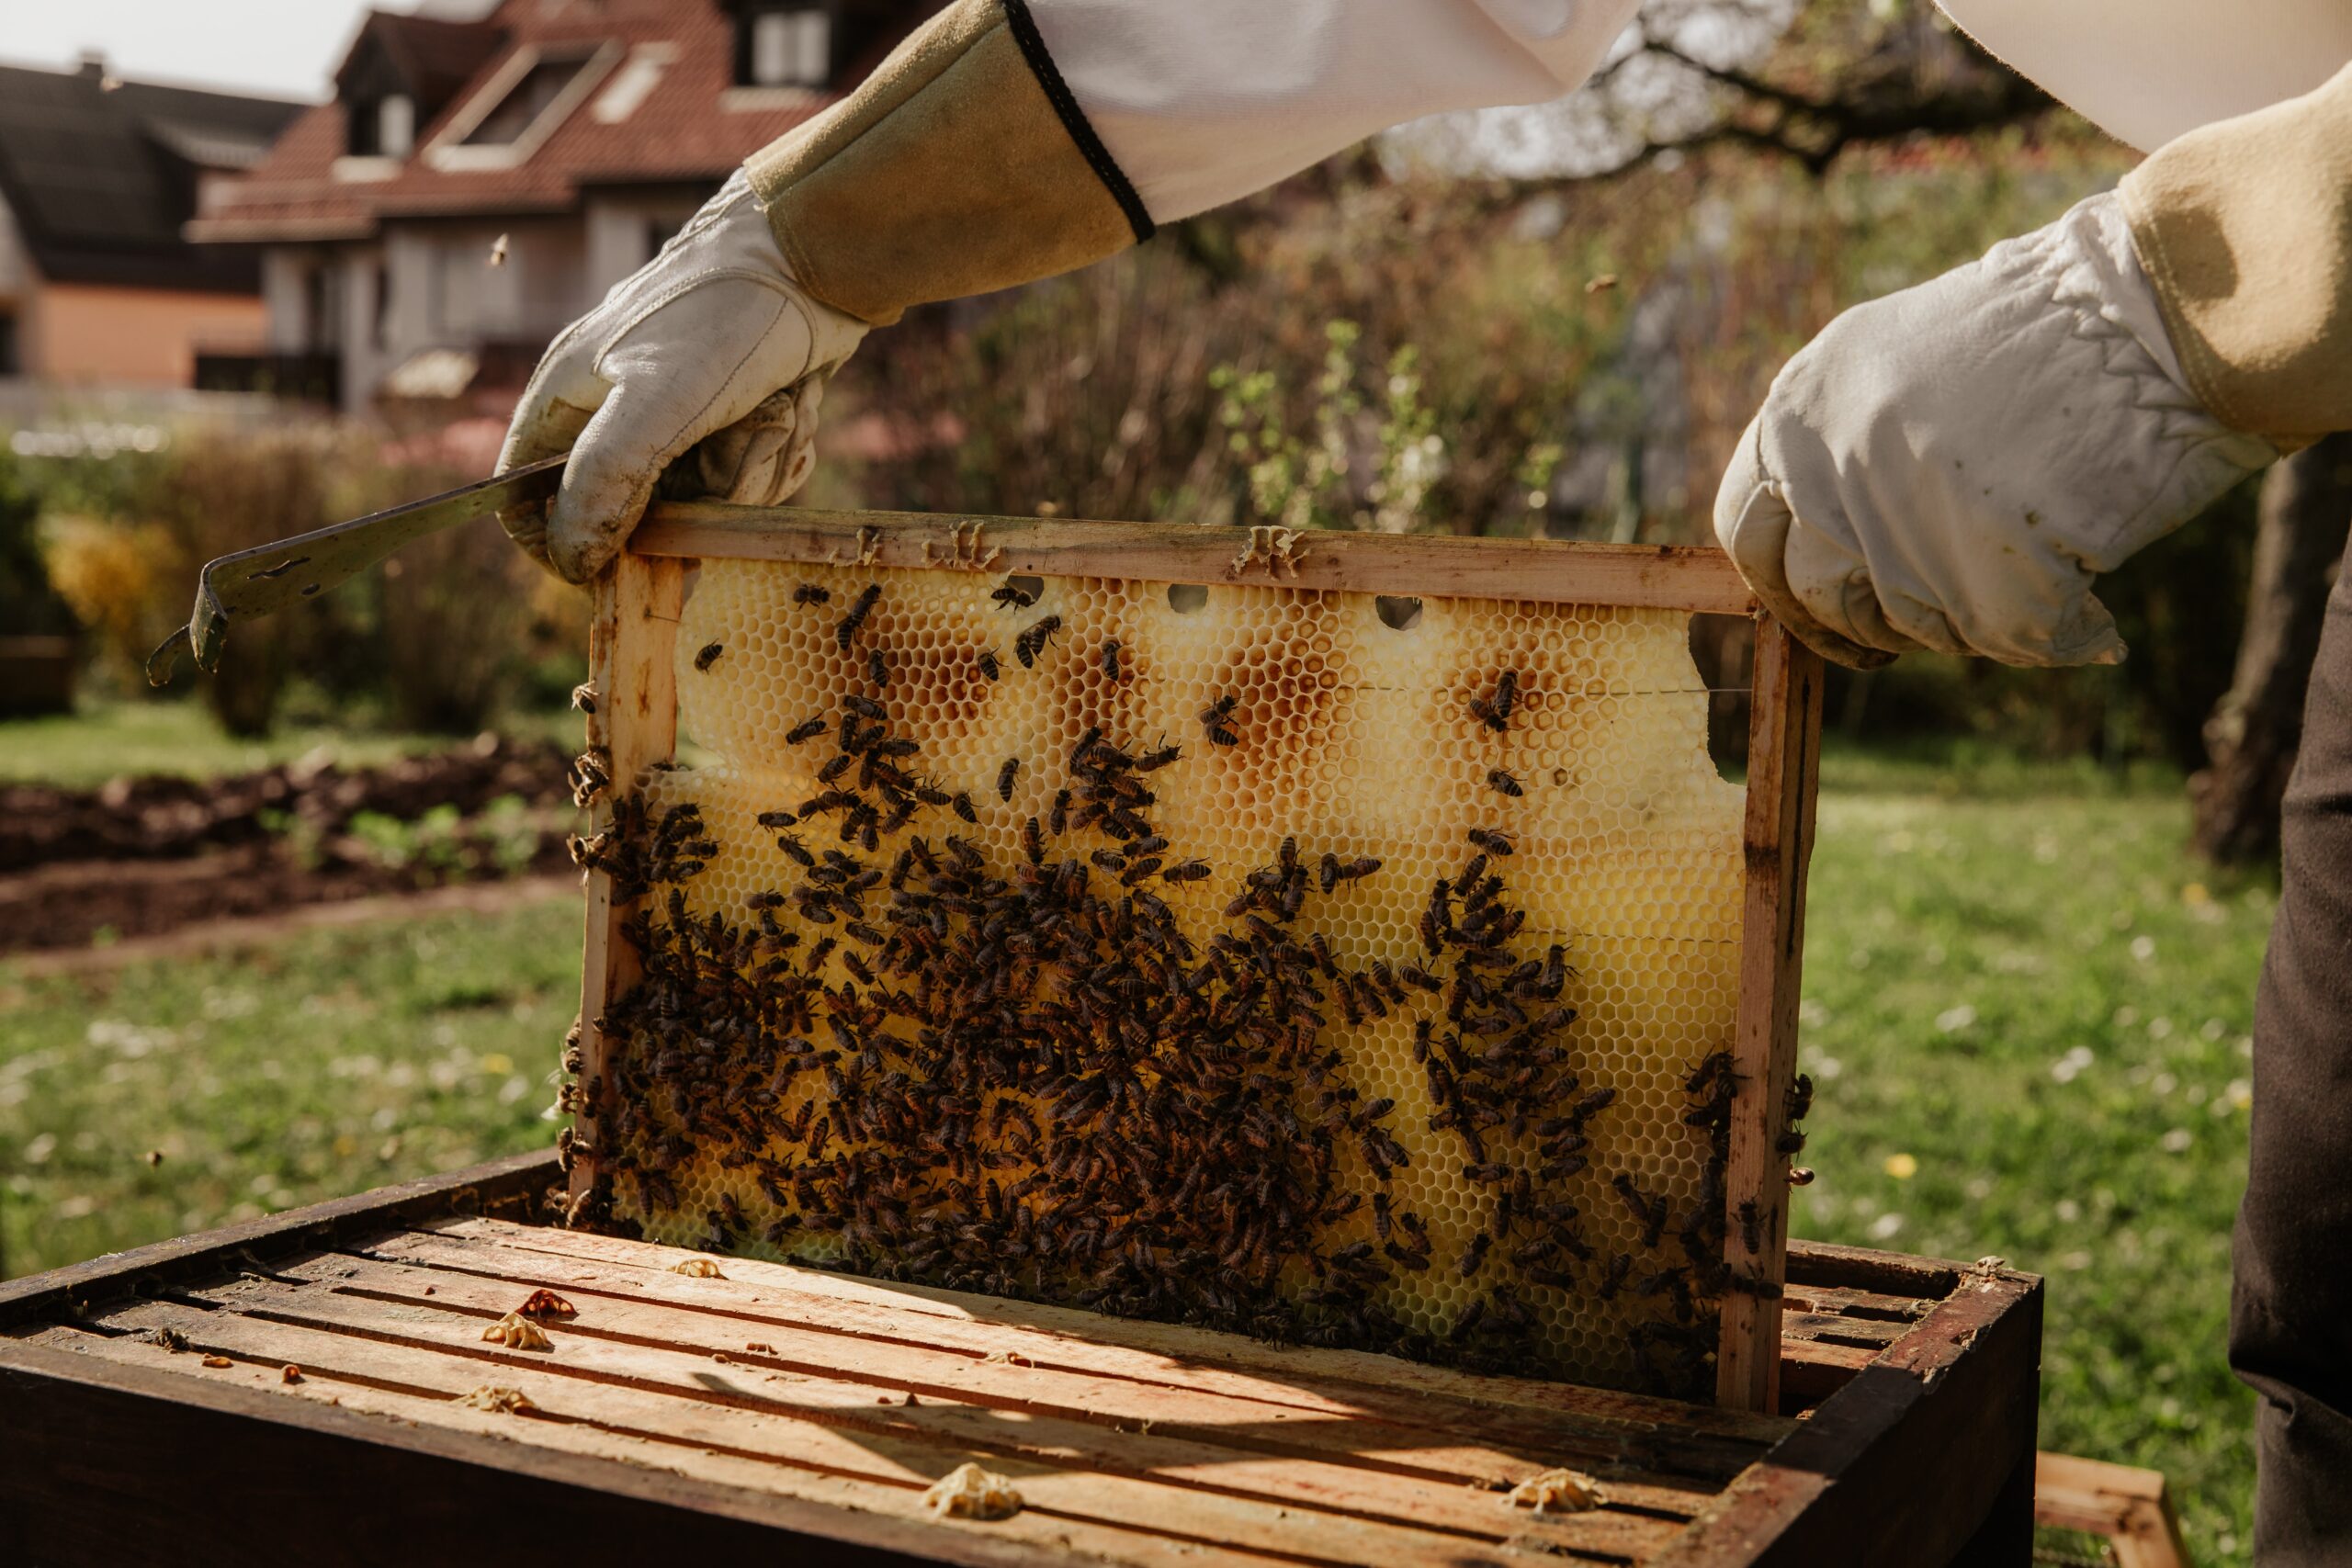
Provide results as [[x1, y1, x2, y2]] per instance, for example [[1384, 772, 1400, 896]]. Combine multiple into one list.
[[2, 421, 582, 740]]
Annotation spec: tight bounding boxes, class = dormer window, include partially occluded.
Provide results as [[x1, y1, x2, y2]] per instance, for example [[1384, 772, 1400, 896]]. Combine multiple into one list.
[[379, 96, 415, 158], [347, 93, 414, 158], [739, 4, 833, 88]]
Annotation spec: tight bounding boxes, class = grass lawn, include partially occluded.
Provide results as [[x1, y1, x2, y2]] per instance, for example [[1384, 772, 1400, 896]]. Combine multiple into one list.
[[0, 743, 2267, 1562]]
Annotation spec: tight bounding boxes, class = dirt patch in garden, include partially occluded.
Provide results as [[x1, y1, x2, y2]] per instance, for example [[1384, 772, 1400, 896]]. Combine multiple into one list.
[[0, 736, 582, 955]]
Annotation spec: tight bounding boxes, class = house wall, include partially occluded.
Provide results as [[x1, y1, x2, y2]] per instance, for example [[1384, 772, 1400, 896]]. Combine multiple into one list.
[[0, 195, 30, 374], [583, 190, 707, 290], [254, 188, 711, 409], [20, 282, 267, 387], [0, 194, 29, 302]]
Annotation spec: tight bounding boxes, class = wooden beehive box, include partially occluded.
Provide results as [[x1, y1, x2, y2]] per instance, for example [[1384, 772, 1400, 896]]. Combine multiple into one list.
[[566, 505, 1825, 1415], [0, 1150, 2044, 1567]]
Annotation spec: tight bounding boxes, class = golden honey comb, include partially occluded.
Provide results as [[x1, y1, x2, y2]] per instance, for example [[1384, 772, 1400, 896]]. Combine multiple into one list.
[[604, 558, 1747, 1393]]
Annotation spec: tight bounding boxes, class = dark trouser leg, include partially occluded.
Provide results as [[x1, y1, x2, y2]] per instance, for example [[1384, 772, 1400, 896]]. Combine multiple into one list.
[[2237, 567, 2352, 1563]]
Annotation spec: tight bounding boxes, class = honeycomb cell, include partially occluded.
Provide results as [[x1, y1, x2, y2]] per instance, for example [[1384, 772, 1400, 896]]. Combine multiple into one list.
[[594, 558, 1750, 1396]]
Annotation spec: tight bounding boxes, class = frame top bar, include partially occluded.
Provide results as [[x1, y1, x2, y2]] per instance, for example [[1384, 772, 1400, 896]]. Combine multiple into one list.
[[631, 502, 1758, 616]]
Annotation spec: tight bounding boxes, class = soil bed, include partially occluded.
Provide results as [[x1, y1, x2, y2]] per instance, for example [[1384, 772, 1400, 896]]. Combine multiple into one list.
[[0, 736, 578, 954]]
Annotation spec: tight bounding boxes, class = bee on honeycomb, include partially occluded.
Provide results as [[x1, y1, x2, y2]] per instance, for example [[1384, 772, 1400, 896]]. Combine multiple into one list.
[[582, 558, 1749, 1396]]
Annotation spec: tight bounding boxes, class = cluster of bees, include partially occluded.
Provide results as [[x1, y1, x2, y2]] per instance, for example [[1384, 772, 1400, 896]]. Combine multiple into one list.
[[562, 578, 1806, 1396]]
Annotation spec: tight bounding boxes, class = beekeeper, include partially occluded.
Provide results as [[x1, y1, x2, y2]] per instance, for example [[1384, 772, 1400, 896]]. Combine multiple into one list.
[[501, 3, 2352, 1553]]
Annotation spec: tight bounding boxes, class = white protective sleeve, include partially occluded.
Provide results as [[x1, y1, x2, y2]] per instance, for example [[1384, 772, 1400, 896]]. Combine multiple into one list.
[[1023, 0, 1643, 224], [1939, 0, 2352, 153]]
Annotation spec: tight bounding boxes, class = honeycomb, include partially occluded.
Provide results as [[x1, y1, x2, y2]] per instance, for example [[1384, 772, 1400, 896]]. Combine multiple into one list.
[[586, 554, 1751, 1395]]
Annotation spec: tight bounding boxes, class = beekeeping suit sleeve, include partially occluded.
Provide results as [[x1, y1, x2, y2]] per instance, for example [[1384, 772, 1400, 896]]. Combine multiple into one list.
[[1712, 3, 2352, 669], [1943, 0, 2352, 446], [745, 0, 1641, 325]]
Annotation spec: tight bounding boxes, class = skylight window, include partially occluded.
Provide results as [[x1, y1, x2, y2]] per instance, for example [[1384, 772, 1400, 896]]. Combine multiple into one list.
[[459, 52, 593, 146], [426, 43, 616, 171]]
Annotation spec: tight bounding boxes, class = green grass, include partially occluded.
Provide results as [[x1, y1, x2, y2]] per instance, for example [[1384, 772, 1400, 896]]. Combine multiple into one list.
[[0, 695, 578, 788], [0, 749, 2266, 1561], [0, 897, 581, 1278]]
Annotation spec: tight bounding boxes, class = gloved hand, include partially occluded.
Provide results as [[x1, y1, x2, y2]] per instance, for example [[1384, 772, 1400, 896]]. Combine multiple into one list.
[[498, 170, 868, 582], [1713, 192, 2278, 670]]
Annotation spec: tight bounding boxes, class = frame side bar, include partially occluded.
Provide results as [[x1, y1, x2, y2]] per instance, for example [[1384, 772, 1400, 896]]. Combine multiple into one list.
[[574, 554, 685, 1209], [629, 504, 1758, 615], [1715, 617, 1826, 1412]]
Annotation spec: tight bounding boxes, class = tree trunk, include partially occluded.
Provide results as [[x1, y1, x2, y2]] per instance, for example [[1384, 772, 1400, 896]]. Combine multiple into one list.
[[2190, 433, 2352, 864]]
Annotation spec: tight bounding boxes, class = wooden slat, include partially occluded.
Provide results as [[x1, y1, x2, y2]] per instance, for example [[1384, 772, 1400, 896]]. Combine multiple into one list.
[[0, 1149, 550, 1330], [170, 1259, 1693, 1561], [15, 1324, 1310, 1568], [574, 553, 684, 1206], [1715, 619, 1826, 1412], [629, 502, 1759, 614], [367, 1224, 1769, 1484], [1783, 1239, 1962, 1299], [1777, 1282, 1936, 1323], [0, 1335, 1062, 1568], [424, 1215, 1795, 1451]]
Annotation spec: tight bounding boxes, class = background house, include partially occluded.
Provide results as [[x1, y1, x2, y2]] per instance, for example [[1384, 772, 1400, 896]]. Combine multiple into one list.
[[190, 0, 944, 415], [0, 55, 302, 388]]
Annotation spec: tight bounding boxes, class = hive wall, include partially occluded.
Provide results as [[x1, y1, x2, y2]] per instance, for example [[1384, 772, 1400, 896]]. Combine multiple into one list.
[[593, 556, 1748, 1394]]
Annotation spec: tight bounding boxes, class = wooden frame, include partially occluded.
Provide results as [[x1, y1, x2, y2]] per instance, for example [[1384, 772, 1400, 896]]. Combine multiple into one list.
[[2033, 1452, 2194, 1568], [0, 1152, 2040, 1567], [574, 503, 1824, 1414]]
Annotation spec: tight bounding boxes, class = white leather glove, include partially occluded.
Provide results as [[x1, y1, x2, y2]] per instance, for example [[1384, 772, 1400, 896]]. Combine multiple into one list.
[[498, 171, 867, 582], [1713, 193, 2277, 670]]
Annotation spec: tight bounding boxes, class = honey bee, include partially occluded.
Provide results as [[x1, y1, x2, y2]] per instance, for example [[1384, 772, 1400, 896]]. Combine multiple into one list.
[[1458, 1233, 1491, 1278], [1786, 1071, 1815, 1122], [1013, 615, 1062, 667], [793, 581, 831, 605], [1470, 670, 1518, 733], [1102, 640, 1124, 681], [836, 583, 881, 649], [1022, 816, 1044, 865], [776, 833, 815, 868], [996, 757, 1020, 801], [1200, 694, 1239, 748], [1307, 932, 1340, 979], [952, 793, 978, 824], [570, 681, 598, 715], [1049, 788, 1072, 835], [694, 642, 724, 671], [990, 581, 1035, 611], [843, 694, 887, 720], [1487, 768, 1523, 798], [1159, 858, 1210, 884], [818, 753, 854, 784], [786, 716, 827, 746], [977, 648, 1001, 682], [1737, 1200, 1764, 1253], [868, 648, 889, 687], [1465, 827, 1515, 856]]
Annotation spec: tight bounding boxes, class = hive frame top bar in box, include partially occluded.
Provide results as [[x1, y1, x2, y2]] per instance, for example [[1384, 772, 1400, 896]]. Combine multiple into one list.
[[574, 504, 1821, 1415]]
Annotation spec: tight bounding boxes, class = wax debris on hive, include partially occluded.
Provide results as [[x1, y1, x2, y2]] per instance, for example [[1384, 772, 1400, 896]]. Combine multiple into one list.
[[586, 557, 1750, 1394], [922, 1462, 1023, 1521]]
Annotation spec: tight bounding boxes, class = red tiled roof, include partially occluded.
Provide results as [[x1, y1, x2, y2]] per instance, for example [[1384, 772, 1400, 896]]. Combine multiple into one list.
[[191, 0, 922, 243]]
